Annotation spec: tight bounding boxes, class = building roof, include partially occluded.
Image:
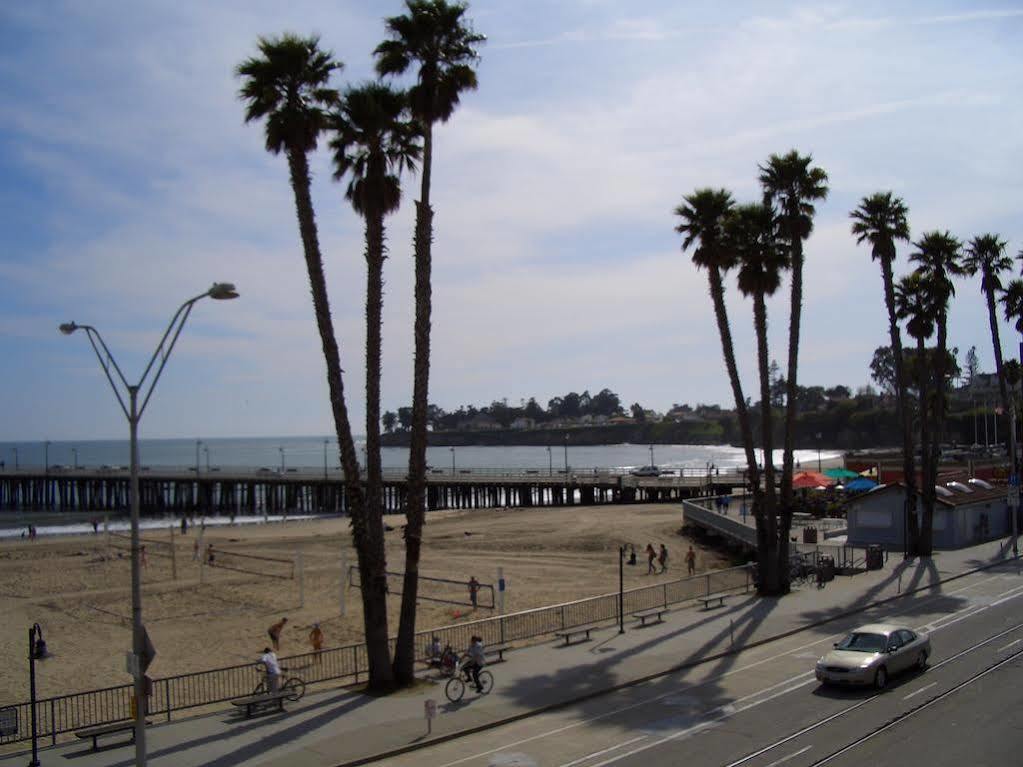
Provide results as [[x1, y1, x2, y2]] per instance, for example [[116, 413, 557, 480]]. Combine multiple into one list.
[[847, 480, 1007, 509]]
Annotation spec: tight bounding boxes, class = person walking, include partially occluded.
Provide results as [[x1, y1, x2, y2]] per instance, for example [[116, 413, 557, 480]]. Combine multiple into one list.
[[268, 616, 288, 652], [468, 576, 480, 609], [260, 647, 281, 693], [309, 622, 324, 662], [645, 543, 657, 574], [658, 544, 669, 573], [685, 545, 697, 576]]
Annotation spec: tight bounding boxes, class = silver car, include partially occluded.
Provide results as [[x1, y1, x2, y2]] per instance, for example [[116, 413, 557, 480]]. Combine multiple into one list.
[[815, 623, 930, 689]]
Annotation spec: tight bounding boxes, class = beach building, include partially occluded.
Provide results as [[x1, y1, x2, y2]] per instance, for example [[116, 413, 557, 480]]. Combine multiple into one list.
[[845, 480, 1011, 550]]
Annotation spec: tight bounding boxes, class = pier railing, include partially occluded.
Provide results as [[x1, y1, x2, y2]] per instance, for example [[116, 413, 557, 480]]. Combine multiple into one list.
[[0, 564, 751, 746]]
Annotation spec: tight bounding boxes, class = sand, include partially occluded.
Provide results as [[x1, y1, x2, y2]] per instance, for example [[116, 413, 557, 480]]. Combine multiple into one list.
[[1, 503, 733, 704]]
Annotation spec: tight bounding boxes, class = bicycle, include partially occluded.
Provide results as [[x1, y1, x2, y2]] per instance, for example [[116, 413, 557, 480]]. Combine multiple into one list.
[[253, 664, 306, 701], [444, 659, 493, 703]]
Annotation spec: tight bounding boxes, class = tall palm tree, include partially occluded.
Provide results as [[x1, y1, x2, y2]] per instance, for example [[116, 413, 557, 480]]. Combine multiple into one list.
[[759, 151, 829, 518], [964, 234, 1012, 419], [895, 271, 937, 555], [675, 190, 764, 538], [728, 203, 789, 594], [236, 35, 395, 688], [331, 83, 421, 665], [909, 231, 963, 555], [375, 0, 485, 684], [850, 192, 918, 554]]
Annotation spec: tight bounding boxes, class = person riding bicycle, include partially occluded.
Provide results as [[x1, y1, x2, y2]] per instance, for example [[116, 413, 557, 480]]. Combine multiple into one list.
[[461, 636, 486, 692], [260, 647, 282, 693]]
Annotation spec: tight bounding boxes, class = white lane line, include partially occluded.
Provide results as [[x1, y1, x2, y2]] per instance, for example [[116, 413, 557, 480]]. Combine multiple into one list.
[[764, 745, 812, 767], [902, 682, 937, 700], [435, 574, 1019, 767], [557, 736, 648, 767], [997, 638, 1021, 652]]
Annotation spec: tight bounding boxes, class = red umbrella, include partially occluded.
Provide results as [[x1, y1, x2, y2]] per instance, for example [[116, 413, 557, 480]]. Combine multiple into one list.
[[793, 471, 835, 489]]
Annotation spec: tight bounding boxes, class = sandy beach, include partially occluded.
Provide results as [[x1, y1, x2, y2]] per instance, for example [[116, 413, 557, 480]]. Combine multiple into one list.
[[1, 502, 732, 704]]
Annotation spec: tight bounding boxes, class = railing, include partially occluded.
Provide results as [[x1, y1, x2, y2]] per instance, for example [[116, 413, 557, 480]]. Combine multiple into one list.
[[0, 564, 751, 746]]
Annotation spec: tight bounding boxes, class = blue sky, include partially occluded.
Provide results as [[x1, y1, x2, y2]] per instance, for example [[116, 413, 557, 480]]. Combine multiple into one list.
[[2, 1, 1022, 441]]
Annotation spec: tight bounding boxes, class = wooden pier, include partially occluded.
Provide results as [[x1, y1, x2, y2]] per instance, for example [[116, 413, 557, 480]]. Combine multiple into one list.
[[0, 467, 744, 516]]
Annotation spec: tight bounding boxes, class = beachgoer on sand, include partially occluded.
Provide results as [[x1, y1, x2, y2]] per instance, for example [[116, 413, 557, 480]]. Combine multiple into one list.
[[686, 545, 697, 576], [268, 617, 288, 651], [658, 544, 669, 573], [468, 576, 480, 609], [309, 622, 324, 661], [645, 543, 656, 574]]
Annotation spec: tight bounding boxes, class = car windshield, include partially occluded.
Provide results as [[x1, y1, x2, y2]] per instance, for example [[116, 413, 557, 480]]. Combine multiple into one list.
[[836, 632, 886, 652]]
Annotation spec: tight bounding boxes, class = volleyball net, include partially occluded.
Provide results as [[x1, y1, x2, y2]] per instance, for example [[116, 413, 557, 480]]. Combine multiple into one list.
[[206, 546, 295, 580], [347, 566, 495, 609], [108, 530, 175, 559]]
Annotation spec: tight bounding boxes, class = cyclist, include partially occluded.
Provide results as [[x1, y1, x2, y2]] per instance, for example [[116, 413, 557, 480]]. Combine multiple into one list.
[[260, 647, 281, 693], [461, 636, 486, 692]]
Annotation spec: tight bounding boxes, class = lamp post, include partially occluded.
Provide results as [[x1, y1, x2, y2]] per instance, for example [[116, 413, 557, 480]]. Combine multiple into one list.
[[72, 447, 78, 470], [546, 446, 552, 476], [12, 447, 17, 470], [44, 440, 50, 473], [617, 545, 625, 634], [450, 447, 455, 475], [563, 433, 569, 474], [323, 439, 329, 481], [279, 446, 285, 473], [59, 281, 238, 767], [27, 622, 43, 767], [203, 446, 210, 473], [195, 440, 202, 475], [648, 444, 655, 467], [816, 432, 822, 473]]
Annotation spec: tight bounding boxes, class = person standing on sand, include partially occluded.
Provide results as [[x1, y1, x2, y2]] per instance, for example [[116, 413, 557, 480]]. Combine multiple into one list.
[[686, 545, 697, 576], [658, 544, 669, 573], [268, 616, 287, 651], [645, 543, 657, 574], [309, 622, 324, 661], [468, 576, 480, 609]]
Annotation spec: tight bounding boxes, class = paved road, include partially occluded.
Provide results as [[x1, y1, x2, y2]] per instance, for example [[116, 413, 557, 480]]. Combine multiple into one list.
[[380, 564, 1023, 767]]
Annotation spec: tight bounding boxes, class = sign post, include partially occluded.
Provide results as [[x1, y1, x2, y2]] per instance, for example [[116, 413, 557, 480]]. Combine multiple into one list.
[[424, 699, 437, 735]]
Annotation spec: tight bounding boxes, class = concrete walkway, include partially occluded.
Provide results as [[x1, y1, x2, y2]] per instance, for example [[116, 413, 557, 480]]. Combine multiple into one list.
[[4, 537, 1017, 767]]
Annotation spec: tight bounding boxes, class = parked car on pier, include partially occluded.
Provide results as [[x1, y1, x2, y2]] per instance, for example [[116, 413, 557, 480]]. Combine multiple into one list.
[[630, 465, 660, 477]]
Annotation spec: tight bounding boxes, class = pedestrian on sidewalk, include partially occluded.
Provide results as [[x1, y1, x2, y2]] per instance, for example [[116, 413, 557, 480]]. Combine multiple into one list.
[[309, 622, 324, 662], [659, 544, 669, 573], [645, 543, 657, 574], [260, 647, 281, 693], [686, 545, 696, 576]]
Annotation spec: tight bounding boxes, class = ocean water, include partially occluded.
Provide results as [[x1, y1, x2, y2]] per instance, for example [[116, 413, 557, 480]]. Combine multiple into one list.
[[0, 436, 839, 475]]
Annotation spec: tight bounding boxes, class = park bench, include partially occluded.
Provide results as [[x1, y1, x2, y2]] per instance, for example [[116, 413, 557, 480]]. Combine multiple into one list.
[[698, 594, 729, 610], [554, 624, 600, 646], [485, 643, 511, 663], [229, 691, 288, 719], [74, 720, 149, 751], [633, 607, 667, 627]]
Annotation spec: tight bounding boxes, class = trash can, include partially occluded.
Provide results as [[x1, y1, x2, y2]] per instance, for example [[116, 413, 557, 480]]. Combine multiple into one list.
[[818, 555, 835, 582], [803, 527, 818, 544], [866, 544, 884, 571]]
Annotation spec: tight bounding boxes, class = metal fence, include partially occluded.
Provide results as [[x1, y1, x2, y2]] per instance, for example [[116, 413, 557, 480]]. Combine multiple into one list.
[[1, 564, 751, 746]]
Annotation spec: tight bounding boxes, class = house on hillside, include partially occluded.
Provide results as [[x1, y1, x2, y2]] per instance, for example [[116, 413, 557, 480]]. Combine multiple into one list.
[[846, 480, 1011, 550]]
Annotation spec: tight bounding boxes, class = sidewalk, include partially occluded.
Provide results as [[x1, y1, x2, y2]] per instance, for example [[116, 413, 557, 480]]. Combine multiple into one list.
[[4, 538, 1017, 767]]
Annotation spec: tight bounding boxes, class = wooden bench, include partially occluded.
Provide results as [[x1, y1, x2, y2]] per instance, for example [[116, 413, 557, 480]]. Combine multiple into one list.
[[485, 643, 511, 663], [75, 720, 149, 751], [698, 594, 729, 610], [633, 607, 667, 627], [230, 691, 288, 718], [554, 625, 599, 646]]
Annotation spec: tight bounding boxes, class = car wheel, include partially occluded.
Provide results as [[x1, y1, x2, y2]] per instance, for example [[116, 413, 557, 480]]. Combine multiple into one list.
[[874, 666, 888, 690], [916, 651, 928, 671]]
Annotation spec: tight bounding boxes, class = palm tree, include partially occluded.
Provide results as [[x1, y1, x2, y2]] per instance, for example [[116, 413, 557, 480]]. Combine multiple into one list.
[[674, 190, 765, 547], [728, 203, 789, 594], [964, 234, 1012, 419], [895, 271, 938, 555], [236, 35, 395, 688], [909, 231, 963, 555], [375, 0, 485, 684], [331, 83, 421, 659], [850, 192, 918, 554], [759, 151, 829, 518]]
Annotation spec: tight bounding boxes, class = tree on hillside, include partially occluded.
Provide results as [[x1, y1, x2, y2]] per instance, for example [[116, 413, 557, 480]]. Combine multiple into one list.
[[674, 188, 764, 546], [759, 150, 829, 516], [630, 403, 646, 421], [850, 191, 917, 555], [236, 36, 393, 687], [729, 202, 790, 593], [964, 234, 1012, 418], [375, 0, 485, 684], [963, 346, 980, 387]]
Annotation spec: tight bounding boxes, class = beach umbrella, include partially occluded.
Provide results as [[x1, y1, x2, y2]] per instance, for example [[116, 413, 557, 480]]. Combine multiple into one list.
[[824, 467, 860, 480], [793, 471, 834, 489], [846, 476, 877, 492]]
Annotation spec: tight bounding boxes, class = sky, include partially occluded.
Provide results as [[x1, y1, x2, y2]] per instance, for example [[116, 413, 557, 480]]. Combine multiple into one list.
[[2, 1, 1022, 441]]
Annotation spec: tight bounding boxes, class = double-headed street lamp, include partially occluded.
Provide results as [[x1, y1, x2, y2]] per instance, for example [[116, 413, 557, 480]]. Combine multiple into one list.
[[546, 446, 552, 476], [59, 281, 238, 767]]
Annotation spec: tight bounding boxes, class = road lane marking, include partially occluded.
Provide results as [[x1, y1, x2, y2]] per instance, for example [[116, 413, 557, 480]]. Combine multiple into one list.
[[997, 638, 1021, 652], [557, 736, 647, 767], [902, 682, 936, 700], [764, 745, 812, 767]]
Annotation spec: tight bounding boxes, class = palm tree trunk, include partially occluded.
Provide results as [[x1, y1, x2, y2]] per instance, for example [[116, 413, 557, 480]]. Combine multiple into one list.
[[364, 208, 386, 593], [754, 293, 782, 594], [881, 256, 918, 555], [395, 121, 435, 684], [916, 334, 934, 557], [781, 242, 803, 515], [286, 148, 393, 688], [921, 317, 951, 557], [985, 276, 1010, 417]]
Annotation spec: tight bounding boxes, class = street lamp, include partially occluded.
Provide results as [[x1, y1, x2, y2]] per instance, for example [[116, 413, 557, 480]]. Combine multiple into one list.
[[279, 446, 285, 473], [450, 447, 455, 475], [195, 439, 202, 474], [203, 445, 210, 473], [816, 433, 822, 473], [648, 444, 655, 467], [12, 447, 18, 470], [59, 281, 238, 767], [546, 446, 552, 476], [44, 440, 50, 473], [617, 545, 626, 634], [72, 447, 78, 470], [563, 433, 569, 473]]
